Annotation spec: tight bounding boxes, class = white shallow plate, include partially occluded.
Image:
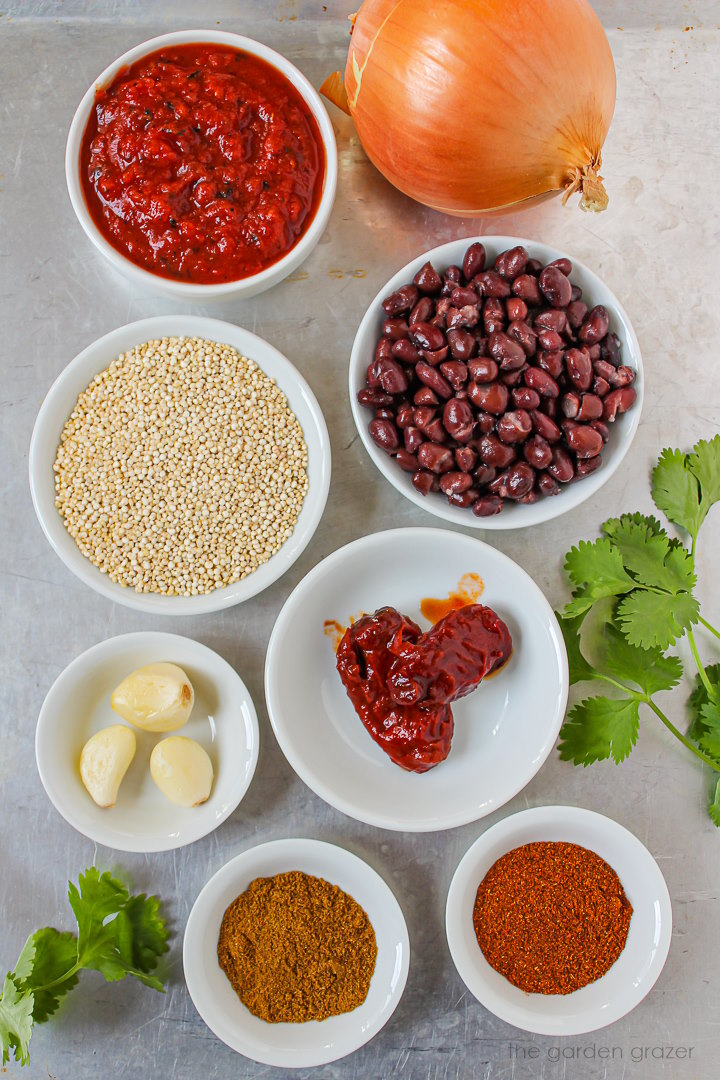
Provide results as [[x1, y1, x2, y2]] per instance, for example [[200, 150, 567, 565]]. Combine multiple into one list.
[[183, 838, 409, 1068], [349, 235, 644, 530], [29, 315, 331, 614], [265, 527, 568, 831], [446, 806, 672, 1035], [35, 632, 259, 852]]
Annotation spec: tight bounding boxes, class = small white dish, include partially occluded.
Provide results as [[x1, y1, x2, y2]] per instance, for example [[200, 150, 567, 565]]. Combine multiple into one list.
[[183, 838, 409, 1067], [349, 235, 643, 530], [65, 30, 337, 301], [35, 632, 259, 853], [29, 315, 331, 615], [265, 527, 568, 831], [445, 805, 672, 1035]]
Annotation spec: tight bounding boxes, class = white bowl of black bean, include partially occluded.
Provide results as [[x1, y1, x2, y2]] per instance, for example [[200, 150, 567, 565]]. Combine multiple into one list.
[[29, 315, 331, 614], [349, 236, 643, 530]]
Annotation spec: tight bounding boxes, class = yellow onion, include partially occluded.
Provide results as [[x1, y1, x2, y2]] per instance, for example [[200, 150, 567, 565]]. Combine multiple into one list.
[[321, 0, 616, 215]]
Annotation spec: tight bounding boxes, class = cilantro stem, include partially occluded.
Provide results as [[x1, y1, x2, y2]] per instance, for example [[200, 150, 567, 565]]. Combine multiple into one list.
[[698, 614, 720, 642], [688, 628, 716, 701], [594, 672, 642, 696], [645, 698, 720, 771], [589, 674, 718, 765], [687, 531, 717, 698], [30, 962, 81, 995]]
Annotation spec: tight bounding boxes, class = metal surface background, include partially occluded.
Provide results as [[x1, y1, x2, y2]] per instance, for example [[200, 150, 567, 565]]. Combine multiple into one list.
[[2, 2, 719, 1078]]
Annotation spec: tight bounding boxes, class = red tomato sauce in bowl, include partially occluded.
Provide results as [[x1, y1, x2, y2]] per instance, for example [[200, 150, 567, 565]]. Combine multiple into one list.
[[79, 44, 326, 284]]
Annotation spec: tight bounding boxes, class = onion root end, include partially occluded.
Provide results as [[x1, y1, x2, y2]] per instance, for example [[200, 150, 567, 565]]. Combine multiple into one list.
[[563, 159, 609, 213]]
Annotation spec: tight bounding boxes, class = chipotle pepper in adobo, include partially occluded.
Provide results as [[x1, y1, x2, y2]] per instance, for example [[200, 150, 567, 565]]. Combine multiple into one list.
[[336, 604, 512, 773], [336, 608, 454, 773], [388, 604, 512, 705]]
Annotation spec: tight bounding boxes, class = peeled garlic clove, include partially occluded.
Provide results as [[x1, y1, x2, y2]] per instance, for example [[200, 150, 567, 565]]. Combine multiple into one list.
[[150, 736, 213, 808], [111, 662, 194, 732], [79, 725, 136, 808]]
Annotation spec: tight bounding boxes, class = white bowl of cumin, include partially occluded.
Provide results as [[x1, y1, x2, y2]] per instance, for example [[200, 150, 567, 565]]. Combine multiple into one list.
[[183, 838, 410, 1067]]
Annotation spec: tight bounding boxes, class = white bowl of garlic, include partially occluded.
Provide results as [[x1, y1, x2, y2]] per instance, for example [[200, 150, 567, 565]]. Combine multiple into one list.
[[35, 632, 259, 852]]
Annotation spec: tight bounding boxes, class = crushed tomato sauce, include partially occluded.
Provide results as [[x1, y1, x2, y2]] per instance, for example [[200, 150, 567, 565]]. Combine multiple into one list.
[[80, 44, 326, 283]]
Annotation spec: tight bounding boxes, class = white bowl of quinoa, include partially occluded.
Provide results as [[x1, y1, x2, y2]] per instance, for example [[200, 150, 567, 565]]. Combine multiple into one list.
[[29, 315, 331, 614]]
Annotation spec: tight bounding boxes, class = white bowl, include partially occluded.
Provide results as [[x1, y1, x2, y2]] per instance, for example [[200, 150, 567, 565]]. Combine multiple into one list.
[[35, 632, 259, 853], [349, 236, 644, 530], [29, 315, 331, 615], [65, 30, 338, 301], [265, 527, 568, 831], [445, 805, 672, 1035], [183, 838, 409, 1067]]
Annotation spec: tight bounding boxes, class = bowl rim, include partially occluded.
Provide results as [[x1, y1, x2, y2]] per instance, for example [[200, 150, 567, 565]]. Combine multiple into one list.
[[445, 804, 673, 1035], [64, 28, 338, 299], [28, 314, 331, 614], [349, 235, 644, 531], [34, 631, 260, 853], [265, 525, 569, 832], [182, 836, 411, 1067]]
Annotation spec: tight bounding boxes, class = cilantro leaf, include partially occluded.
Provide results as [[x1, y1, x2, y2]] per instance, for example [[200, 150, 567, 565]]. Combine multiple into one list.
[[688, 664, 720, 740], [562, 539, 635, 617], [588, 619, 683, 696], [111, 894, 168, 989], [710, 777, 720, 828], [17, 930, 79, 1023], [556, 612, 596, 685], [603, 511, 665, 541], [1, 869, 168, 1068], [601, 514, 672, 587], [0, 975, 33, 1067], [69, 868, 130, 981], [616, 589, 699, 650], [696, 701, 720, 762], [559, 439, 720, 826], [11, 935, 36, 985], [662, 543, 697, 594], [558, 695, 640, 765], [688, 435, 720, 526], [600, 515, 695, 594], [69, 869, 168, 987], [652, 447, 702, 536]]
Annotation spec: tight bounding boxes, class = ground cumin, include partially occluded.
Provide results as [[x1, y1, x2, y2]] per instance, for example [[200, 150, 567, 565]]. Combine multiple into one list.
[[217, 870, 378, 1022], [473, 841, 633, 995]]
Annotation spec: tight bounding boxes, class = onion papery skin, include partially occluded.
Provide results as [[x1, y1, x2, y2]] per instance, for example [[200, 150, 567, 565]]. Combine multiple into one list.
[[343, 0, 616, 215]]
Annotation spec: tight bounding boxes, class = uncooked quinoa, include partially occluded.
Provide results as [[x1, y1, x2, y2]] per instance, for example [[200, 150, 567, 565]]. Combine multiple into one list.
[[53, 336, 309, 595]]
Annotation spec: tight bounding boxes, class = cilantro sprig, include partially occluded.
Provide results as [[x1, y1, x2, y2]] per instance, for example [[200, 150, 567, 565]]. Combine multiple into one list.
[[1, 868, 169, 1067], [557, 437, 720, 825]]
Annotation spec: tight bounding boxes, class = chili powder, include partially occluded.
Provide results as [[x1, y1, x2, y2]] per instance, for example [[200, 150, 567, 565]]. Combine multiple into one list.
[[217, 870, 377, 1023], [473, 841, 632, 995]]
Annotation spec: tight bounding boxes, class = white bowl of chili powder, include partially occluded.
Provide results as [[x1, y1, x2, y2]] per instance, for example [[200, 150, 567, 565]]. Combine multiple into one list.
[[65, 31, 337, 300], [445, 805, 672, 1035]]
